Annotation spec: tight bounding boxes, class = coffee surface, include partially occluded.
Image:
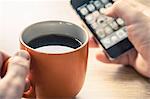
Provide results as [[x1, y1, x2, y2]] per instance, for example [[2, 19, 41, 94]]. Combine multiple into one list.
[[27, 34, 82, 53]]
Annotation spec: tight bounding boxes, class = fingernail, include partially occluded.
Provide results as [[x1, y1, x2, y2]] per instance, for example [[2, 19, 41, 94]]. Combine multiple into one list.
[[15, 50, 30, 60], [103, 8, 111, 15]]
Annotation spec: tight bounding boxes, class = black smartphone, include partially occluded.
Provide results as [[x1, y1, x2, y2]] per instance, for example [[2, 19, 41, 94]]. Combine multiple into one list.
[[70, 0, 134, 59]]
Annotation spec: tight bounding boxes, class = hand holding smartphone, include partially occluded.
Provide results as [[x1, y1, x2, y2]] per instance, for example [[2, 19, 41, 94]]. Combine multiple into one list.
[[71, 0, 133, 59]]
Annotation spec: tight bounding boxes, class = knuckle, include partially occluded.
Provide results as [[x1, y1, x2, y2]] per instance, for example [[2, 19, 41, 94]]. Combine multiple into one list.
[[10, 70, 28, 80], [3, 71, 26, 90], [7, 56, 30, 78], [11, 77, 25, 89]]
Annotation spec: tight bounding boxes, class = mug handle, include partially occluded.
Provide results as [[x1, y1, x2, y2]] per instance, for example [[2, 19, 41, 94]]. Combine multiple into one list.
[[23, 74, 35, 98], [1, 59, 35, 98]]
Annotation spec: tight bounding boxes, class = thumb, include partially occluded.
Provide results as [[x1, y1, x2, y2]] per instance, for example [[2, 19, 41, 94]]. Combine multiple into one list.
[[104, 0, 143, 25], [2, 50, 30, 98]]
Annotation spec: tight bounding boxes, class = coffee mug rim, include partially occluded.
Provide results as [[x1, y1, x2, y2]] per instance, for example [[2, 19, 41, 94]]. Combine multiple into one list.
[[20, 20, 89, 55]]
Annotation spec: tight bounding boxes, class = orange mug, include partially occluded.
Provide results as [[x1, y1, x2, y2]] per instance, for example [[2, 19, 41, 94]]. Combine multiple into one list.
[[5, 21, 88, 98]]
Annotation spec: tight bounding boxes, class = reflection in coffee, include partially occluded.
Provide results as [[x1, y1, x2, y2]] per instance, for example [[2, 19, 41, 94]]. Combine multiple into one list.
[[27, 34, 82, 53]]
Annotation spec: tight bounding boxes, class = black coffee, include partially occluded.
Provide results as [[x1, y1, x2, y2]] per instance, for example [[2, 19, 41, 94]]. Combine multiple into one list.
[[27, 34, 82, 53]]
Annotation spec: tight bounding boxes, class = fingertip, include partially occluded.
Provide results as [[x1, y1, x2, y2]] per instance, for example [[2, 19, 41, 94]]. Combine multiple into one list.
[[103, 1, 122, 19], [103, 3, 117, 18], [104, 7, 113, 16], [15, 50, 30, 61], [96, 51, 110, 63]]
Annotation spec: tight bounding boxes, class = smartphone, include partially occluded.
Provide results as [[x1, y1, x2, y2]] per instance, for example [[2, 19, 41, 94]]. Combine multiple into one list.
[[70, 0, 134, 59]]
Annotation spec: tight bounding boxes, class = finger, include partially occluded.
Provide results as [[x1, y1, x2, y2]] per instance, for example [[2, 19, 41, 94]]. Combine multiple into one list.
[[96, 51, 127, 64], [96, 50, 111, 63], [104, 0, 143, 25], [2, 50, 30, 98], [95, 50, 125, 64], [96, 48, 137, 65], [89, 36, 99, 48]]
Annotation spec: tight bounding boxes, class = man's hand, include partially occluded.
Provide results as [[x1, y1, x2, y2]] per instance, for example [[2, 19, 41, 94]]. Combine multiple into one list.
[[96, 0, 150, 77], [0, 50, 30, 99]]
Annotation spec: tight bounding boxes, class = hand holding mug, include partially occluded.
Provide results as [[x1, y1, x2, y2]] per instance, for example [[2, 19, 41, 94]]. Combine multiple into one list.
[[0, 50, 30, 99], [1, 21, 88, 99]]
